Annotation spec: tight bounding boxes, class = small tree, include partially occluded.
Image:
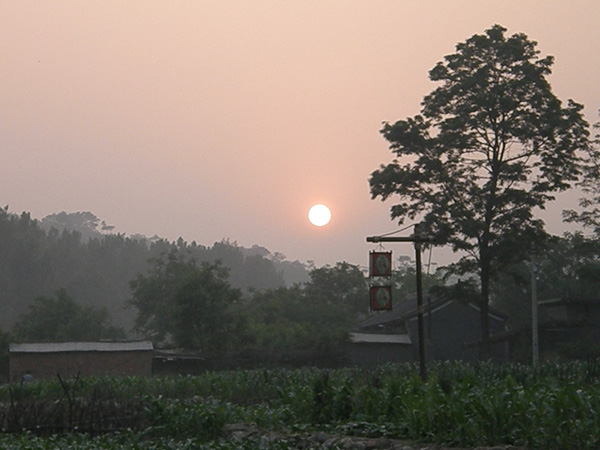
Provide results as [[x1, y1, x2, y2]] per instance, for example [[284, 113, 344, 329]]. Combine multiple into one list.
[[392, 256, 444, 301], [370, 25, 594, 357], [243, 264, 363, 365], [12, 288, 124, 342], [304, 262, 368, 315]]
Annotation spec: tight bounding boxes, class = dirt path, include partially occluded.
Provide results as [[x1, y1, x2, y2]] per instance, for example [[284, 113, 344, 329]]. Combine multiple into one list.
[[223, 424, 525, 449]]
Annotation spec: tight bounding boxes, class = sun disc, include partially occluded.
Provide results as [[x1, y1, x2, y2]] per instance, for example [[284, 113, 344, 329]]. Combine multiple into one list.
[[308, 204, 331, 226]]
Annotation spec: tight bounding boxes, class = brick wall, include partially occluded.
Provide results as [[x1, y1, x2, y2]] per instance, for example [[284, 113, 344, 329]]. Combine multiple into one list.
[[10, 350, 153, 381]]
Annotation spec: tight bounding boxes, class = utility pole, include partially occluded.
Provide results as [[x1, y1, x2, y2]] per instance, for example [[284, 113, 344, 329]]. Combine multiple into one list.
[[531, 255, 539, 366], [366, 224, 434, 380], [414, 225, 426, 380]]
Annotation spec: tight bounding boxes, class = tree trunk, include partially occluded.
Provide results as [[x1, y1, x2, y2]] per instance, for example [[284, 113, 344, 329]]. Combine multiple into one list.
[[479, 159, 499, 360], [479, 253, 492, 359]]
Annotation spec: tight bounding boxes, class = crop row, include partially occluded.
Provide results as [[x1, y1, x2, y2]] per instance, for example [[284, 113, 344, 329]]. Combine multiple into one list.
[[0, 361, 599, 448]]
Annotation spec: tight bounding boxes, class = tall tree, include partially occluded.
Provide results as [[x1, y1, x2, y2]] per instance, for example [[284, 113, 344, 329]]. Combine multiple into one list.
[[40, 211, 108, 241], [369, 25, 594, 357], [130, 251, 241, 354]]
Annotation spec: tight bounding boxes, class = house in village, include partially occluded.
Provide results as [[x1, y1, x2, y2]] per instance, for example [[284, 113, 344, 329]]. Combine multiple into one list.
[[536, 297, 600, 359], [9, 340, 154, 381], [475, 297, 600, 362], [347, 295, 508, 365]]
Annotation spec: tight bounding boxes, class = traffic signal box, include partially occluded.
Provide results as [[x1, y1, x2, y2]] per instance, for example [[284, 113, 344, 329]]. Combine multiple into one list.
[[369, 251, 392, 310]]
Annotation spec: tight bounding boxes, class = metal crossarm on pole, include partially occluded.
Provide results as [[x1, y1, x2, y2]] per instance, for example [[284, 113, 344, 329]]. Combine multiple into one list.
[[366, 236, 435, 244]]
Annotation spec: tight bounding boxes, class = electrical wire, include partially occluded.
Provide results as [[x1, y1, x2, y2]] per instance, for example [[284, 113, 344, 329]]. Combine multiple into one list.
[[368, 223, 437, 275], [426, 245, 433, 275], [368, 223, 416, 263], [375, 223, 415, 238]]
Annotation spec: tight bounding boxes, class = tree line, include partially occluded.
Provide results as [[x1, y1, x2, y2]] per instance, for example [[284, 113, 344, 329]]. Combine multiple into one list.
[[1, 203, 599, 376], [0, 208, 305, 335], [0, 207, 371, 373]]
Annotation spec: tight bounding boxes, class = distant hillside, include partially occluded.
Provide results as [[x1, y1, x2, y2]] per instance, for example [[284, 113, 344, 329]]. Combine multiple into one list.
[[0, 207, 309, 332]]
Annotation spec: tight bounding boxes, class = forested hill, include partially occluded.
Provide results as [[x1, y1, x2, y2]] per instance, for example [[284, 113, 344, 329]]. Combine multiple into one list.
[[0, 207, 309, 331]]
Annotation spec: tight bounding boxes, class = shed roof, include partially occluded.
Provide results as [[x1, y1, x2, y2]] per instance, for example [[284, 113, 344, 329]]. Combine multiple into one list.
[[350, 332, 412, 345], [539, 297, 600, 306], [9, 341, 153, 353]]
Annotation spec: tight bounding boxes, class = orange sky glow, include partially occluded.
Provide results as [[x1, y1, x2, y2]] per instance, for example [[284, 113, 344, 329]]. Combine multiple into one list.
[[2, 1, 599, 267]]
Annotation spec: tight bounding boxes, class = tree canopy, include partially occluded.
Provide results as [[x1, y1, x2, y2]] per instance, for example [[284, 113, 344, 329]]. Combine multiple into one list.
[[304, 261, 368, 315], [0, 206, 305, 333], [564, 113, 600, 234], [130, 251, 242, 355], [12, 289, 124, 342], [239, 262, 368, 366], [369, 25, 595, 356]]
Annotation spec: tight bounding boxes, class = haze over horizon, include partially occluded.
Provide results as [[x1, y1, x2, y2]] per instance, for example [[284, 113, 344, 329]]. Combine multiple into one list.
[[2, 1, 599, 268]]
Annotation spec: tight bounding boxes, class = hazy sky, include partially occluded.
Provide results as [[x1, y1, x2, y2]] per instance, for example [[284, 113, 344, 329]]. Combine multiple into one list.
[[2, 1, 599, 268]]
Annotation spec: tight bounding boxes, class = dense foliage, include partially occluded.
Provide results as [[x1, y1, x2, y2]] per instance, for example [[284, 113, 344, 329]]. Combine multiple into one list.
[[489, 231, 600, 361], [2, 361, 600, 448], [0, 207, 306, 333], [491, 232, 600, 312], [130, 252, 243, 355], [129, 257, 368, 364], [564, 114, 600, 234], [12, 289, 124, 342], [0, 206, 372, 368], [370, 25, 595, 357], [239, 262, 369, 366]]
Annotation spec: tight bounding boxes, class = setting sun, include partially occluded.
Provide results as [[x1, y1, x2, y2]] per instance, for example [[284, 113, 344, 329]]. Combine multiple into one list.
[[308, 204, 331, 227]]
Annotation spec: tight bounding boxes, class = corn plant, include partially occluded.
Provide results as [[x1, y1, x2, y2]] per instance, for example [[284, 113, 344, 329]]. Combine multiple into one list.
[[2, 361, 600, 448]]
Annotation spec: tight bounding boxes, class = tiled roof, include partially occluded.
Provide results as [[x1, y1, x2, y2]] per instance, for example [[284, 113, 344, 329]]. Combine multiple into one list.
[[359, 294, 506, 329], [350, 332, 412, 344], [9, 341, 153, 353]]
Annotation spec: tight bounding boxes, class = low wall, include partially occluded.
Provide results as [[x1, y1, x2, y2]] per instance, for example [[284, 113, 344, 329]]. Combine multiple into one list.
[[10, 350, 153, 381]]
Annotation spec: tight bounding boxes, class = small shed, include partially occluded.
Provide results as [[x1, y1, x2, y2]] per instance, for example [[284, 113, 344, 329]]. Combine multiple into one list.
[[537, 297, 600, 359], [347, 322, 414, 365], [9, 341, 154, 381]]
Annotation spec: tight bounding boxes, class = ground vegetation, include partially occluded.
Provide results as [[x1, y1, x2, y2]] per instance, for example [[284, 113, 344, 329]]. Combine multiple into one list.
[[1, 361, 599, 449]]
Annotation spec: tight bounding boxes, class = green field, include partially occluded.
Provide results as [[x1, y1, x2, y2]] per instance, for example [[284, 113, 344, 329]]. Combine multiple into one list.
[[1, 361, 600, 449]]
